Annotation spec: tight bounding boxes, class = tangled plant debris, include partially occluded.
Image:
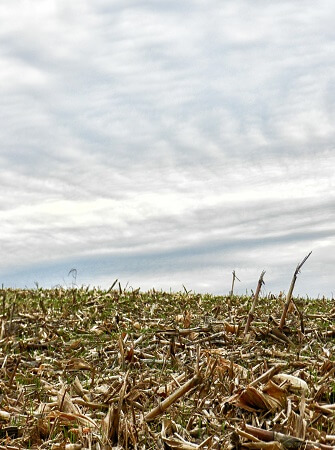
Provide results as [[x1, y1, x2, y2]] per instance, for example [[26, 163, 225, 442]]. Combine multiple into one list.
[[0, 282, 335, 449]]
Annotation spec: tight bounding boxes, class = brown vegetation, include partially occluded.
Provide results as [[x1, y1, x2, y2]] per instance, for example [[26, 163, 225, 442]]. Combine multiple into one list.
[[0, 277, 334, 449]]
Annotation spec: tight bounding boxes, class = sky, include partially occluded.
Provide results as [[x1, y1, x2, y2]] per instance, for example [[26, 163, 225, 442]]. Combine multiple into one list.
[[1, 0, 335, 298]]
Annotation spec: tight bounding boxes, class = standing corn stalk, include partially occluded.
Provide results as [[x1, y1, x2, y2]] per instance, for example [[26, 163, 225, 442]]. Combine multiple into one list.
[[244, 270, 266, 336], [229, 270, 240, 309], [279, 252, 312, 330]]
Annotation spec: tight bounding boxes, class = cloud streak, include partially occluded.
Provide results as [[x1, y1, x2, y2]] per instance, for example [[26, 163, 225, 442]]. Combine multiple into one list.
[[0, 0, 335, 296]]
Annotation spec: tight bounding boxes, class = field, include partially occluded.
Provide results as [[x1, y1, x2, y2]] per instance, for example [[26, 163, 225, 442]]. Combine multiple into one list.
[[0, 285, 335, 449]]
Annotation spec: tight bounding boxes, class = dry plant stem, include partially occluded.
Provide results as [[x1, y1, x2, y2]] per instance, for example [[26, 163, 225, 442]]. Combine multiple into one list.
[[248, 363, 285, 388], [229, 270, 240, 310], [244, 425, 334, 450], [144, 374, 202, 422], [244, 270, 266, 336], [8, 357, 20, 388], [230, 270, 240, 297], [104, 405, 119, 445], [8, 357, 21, 387], [230, 270, 236, 298], [279, 252, 312, 330], [8, 301, 15, 334], [1, 289, 5, 316]]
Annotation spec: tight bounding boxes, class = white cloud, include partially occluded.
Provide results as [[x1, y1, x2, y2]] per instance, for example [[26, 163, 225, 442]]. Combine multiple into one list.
[[0, 0, 335, 296]]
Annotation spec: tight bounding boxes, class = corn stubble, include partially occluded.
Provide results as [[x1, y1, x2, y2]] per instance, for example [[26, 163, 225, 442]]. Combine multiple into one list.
[[0, 260, 335, 449]]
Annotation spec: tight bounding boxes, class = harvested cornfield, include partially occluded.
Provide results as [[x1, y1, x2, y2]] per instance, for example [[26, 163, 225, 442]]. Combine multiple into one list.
[[0, 285, 335, 449]]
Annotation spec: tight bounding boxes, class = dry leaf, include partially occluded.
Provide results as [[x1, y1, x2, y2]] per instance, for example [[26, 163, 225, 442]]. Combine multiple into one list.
[[183, 311, 192, 328], [272, 374, 309, 394], [64, 358, 92, 371], [230, 384, 285, 412], [161, 419, 198, 449], [0, 410, 10, 421], [224, 322, 239, 334]]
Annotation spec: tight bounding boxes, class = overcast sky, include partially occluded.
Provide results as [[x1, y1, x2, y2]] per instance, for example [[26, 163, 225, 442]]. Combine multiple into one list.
[[1, 1, 335, 297]]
